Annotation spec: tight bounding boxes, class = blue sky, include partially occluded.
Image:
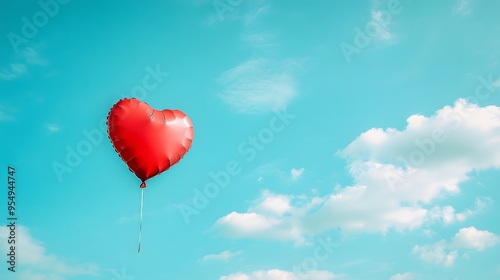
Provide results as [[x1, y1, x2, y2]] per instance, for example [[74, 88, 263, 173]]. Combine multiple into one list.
[[1, 0, 500, 279]]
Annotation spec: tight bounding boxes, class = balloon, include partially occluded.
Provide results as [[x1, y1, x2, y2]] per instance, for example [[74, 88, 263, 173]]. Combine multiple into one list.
[[107, 98, 194, 188]]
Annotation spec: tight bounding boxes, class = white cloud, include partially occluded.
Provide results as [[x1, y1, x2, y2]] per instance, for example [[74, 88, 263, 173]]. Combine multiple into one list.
[[414, 227, 499, 266], [390, 272, 414, 280], [339, 99, 500, 166], [218, 58, 298, 114], [454, 0, 471, 15], [249, 190, 293, 216], [428, 206, 465, 225], [306, 185, 429, 234], [330, 99, 500, 232], [451, 226, 500, 251], [220, 269, 337, 280], [413, 241, 458, 267], [213, 211, 300, 242], [213, 100, 500, 242], [213, 191, 324, 244], [427, 198, 490, 226], [202, 250, 243, 262], [217, 212, 277, 232], [0, 225, 100, 278], [291, 168, 304, 181], [221, 272, 250, 280]]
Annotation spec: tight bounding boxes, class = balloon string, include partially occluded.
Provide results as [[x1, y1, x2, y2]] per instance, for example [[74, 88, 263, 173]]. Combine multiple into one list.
[[138, 188, 144, 253]]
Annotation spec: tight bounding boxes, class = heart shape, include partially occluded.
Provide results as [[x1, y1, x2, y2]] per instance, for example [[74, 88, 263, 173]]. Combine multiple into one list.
[[107, 98, 194, 187]]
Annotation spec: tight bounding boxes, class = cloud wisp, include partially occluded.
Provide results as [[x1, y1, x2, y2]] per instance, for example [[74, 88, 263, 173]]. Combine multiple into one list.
[[291, 168, 305, 181], [0, 47, 48, 80], [218, 58, 299, 114], [202, 250, 243, 262]]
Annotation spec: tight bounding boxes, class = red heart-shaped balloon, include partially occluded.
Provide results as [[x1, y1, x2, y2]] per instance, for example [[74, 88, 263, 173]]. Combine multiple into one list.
[[107, 98, 194, 188]]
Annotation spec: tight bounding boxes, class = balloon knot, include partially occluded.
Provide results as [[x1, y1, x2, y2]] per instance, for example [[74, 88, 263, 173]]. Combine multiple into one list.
[[140, 182, 147, 188]]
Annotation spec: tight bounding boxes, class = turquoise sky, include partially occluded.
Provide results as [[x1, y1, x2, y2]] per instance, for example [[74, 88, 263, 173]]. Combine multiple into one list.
[[1, 0, 500, 279]]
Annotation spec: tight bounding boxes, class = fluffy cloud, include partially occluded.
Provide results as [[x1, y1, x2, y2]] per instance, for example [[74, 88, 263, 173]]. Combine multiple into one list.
[[249, 190, 293, 216], [427, 198, 490, 226], [220, 269, 337, 280], [0, 225, 99, 278], [413, 227, 499, 266], [413, 241, 458, 267], [213, 191, 323, 244], [450, 226, 500, 251], [316, 99, 500, 233], [213, 100, 500, 242], [202, 250, 243, 262], [339, 99, 500, 170]]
